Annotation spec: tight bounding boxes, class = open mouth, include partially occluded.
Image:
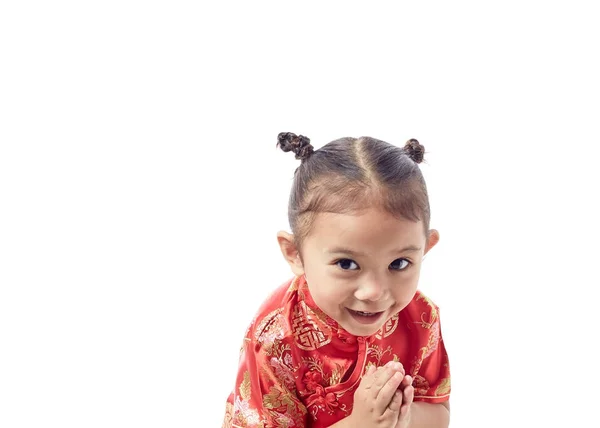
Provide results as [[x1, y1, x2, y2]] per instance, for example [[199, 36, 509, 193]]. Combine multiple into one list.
[[347, 308, 385, 324]]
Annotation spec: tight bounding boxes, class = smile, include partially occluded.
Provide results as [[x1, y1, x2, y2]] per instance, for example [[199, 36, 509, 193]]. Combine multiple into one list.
[[346, 308, 386, 324], [354, 311, 378, 316]]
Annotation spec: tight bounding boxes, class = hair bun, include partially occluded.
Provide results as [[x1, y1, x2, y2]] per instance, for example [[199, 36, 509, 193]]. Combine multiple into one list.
[[404, 138, 425, 164], [277, 132, 314, 161]]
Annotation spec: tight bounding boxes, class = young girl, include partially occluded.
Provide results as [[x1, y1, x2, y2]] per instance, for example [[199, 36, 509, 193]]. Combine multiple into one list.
[[222, 133, 451, 428]]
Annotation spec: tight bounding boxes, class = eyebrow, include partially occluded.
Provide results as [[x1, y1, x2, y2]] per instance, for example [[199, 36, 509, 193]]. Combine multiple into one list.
[[326, 246, 422, 256]]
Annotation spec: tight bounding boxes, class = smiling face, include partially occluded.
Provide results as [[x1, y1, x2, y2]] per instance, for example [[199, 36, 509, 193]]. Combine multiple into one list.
[[278, 208, 439, 336]]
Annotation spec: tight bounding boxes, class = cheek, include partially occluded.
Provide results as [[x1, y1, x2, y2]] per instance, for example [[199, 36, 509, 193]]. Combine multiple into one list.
[[307, 277, 351, 306], [313, 281, 348, 300], [393, 272, 421, 298]]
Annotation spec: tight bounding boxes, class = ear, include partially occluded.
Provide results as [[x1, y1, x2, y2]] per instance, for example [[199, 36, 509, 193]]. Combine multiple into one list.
[[424, 229, 440, 255], [277, 231, 305, 276]]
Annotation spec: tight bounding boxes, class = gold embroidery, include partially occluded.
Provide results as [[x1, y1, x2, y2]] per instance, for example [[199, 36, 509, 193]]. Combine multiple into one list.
[[338, 403, 351, 417], [415, 294, 438, 329], [409, 346, 427, 375], [302, 356, 325, 377], [263, 386, 283, 409], [422, 321, 440, 359], [233, 396, 261, 427], [307, 303, 330, 323], [435, 377, 451, 395], [287, 276, 300, 292], [263, 385, 307, 426], [254, 308, 286, 356], [291, 302, 332, 351], [238, 319, 255, 357], [329, 363, 344, 386], [264, 342, 297, 390], [265, 341, 292, 359], [240, 371, 251, 401], [412, 374, 430, 396], [367, 344, 393, 366], [255, 308, 284, 341], [222, 402, 233, 428], [264, 385, 291, 412], [300, 356, 342, 389], [297, 283, 331, 322], [375, 313, 399, 339]]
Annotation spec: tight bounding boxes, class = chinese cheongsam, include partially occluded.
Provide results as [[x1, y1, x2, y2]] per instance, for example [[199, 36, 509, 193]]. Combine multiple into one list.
[[222, 275, 450, 428]]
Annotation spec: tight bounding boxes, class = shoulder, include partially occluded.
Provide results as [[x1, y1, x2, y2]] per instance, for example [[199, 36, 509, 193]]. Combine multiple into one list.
[[411, 290, 440, 312], [399, 290, 441, 332], [245, 277, 299, 345]]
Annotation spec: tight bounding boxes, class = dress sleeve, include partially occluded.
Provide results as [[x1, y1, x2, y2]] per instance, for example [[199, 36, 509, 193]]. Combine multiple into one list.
[[411, 306, 451, 404], [222, 315, 308, 428]]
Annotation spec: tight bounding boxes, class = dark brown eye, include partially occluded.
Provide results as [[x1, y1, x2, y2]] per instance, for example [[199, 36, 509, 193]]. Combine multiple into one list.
[[390, 259, 410, 271], [336, 259, 359, 270]]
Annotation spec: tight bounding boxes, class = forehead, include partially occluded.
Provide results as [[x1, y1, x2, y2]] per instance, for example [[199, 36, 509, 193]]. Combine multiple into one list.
[[304, 208, 426, 251]]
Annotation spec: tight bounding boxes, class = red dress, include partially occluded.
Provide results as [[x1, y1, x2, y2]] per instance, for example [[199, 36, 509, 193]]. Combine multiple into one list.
[[222, 275, 450, 428]]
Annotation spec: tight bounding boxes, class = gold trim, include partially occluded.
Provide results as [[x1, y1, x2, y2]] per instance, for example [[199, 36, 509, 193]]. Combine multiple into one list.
[[375, 313, 399, 339], [291, 301, 332, 351], [414, 394, 451, 399]]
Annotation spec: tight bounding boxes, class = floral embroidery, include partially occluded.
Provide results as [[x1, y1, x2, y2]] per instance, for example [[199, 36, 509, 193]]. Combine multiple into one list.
[[303, 370, 324, 392], [415, 293, 438, 329], [435, 377, 451, 396], [234, 395, 262, 426], [270, 357, 295, 390], [230, 371, 264, 426], [264, 341, 297, 392], [410, 347, 426, 375], [410, 318, 442, 375], [296, 355, 349, 419], [223, 277, 450, 427], [270, 412, 297, 428], [299, 357, 325, 397], [256, 309, 286, 351], [367, 344, 396, 366], [412, 375, 430, 396], [422, 320, 440, 360], [308, 387, 340, 414], [222, 402, 233, 428], [240, 371, 251, 400], [365, 361, 377, 373], [263, 384, 306, 420], [328, 363, 344, 387]]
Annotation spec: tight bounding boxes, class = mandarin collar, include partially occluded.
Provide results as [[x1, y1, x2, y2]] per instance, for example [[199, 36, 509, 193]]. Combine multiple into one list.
[[296, 275, 378, 349]]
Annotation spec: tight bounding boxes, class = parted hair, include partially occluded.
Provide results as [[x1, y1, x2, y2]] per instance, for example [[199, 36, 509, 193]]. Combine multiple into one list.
[[276, 132, 431, 247]]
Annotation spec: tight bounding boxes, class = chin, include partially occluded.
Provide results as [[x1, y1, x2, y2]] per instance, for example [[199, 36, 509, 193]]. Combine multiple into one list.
[[341, 320, 386, 337]]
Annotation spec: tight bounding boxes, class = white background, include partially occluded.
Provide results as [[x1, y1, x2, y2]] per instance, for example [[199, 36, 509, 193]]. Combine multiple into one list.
[[1, 1, 599, 427]]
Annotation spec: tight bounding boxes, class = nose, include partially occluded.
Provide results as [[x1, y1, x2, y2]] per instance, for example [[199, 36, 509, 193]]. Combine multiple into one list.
[[354, 277, 388, 302]]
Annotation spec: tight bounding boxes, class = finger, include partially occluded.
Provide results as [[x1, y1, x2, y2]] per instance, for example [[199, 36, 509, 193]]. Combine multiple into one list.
[[375, 371, 404, 414], [395, 362, 406, 377], [388, 360, 404, 372], [388, 390, 402, 412], [399, 386, 414, 421], [371, 366, 397, 395], [361, 365, 377, 390], [372, 362, 404, 394], [382, 390, 402, 420], [400, 374, 413, 390], [402, 384, 414, 407], [381, 361, 403, 380]]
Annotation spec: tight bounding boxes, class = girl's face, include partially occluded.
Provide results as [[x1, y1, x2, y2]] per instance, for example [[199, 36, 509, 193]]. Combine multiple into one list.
[[279, 208, 439, 337]]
